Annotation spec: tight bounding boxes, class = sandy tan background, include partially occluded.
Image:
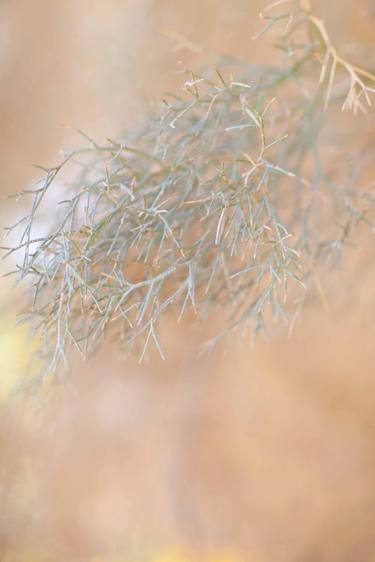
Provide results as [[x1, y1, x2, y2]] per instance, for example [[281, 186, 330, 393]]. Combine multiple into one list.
[[0, 1, 374, 560]]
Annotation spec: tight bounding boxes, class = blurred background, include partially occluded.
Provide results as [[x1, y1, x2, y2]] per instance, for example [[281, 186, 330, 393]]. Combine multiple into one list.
[[0, 1, 374, 560]]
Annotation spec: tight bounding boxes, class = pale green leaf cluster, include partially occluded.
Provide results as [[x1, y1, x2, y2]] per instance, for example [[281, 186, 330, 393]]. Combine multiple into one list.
[[2, 0, 374, 386]]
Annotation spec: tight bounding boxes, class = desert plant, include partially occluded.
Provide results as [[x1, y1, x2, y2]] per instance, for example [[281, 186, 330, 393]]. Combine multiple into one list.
[[2, 0, 374, 388]]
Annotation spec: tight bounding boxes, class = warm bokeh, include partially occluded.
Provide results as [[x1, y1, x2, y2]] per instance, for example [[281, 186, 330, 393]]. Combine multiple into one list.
[[0, 1, 374, 560]]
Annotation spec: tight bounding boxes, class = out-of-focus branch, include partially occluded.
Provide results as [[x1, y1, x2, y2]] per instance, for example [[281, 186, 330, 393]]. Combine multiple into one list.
[[258, 0, 375, 112]]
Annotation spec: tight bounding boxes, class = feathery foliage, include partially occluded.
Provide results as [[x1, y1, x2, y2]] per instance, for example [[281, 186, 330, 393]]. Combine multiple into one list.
[[2, 0, 374, 385]]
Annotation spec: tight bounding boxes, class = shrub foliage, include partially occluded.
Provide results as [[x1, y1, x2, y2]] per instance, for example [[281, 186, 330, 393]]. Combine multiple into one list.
[[3, 0, 374, 385]]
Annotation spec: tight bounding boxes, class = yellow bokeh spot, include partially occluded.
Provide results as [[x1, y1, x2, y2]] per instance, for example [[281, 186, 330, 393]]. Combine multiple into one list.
[[152, 550, 192, 562], [90, 549, 246, 562], [0, 304, 38, 400]]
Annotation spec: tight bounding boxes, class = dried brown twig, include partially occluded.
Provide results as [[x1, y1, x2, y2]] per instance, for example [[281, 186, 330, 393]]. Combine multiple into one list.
[[258, 0, 375, 111]]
